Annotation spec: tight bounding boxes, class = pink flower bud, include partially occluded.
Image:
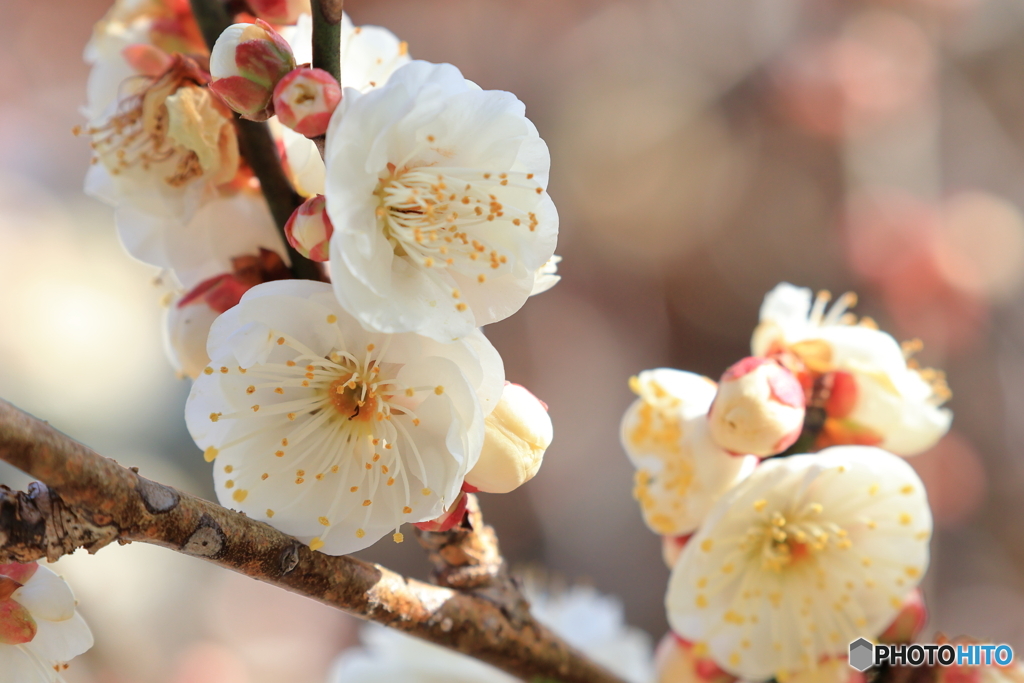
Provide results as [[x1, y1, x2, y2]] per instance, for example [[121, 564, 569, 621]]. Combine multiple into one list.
[[284, 195, 334, 261], [879, 589, 927, 644], [272, 68, 342, 138], [247, 0, 311, 25], [661, 534, 691, 569], [209, 20, 295, 120], [464, 383, 552, 494], [707, 357, 806, 457], [413, 491, 470, 532], [0, 587, 37, 646]]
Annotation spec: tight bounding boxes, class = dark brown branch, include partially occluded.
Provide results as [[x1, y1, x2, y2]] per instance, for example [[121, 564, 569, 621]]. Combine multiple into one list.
[[188, 0, 324, 282], [0, 399, 627, 683]]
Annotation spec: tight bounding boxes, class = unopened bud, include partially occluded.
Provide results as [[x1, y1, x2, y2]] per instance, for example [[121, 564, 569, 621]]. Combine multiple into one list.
[[464, 383, 553, 494], [413, 491, 469, 532], [0, 576, 36, 645], [707, 357, 805, 457], [273, 68, 342, 138], [247, 0, 311, 25], [879, 589, 927, 644], [209, 20, 295, 120], [284, 195, 334, 261]]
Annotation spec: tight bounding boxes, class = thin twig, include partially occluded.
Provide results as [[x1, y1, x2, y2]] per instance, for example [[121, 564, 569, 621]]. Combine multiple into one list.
[[188, 0, 325, 282], [309, 0, 343, 158], [0, 399, 628, 683]]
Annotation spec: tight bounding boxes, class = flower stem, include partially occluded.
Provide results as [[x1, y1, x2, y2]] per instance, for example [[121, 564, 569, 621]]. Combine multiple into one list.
[[312, 0, 343, 83], [309, 0, 342, 158], [188, 0, 324, 282]]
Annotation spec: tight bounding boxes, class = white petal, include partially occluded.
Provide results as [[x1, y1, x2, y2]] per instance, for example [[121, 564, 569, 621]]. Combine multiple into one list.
[[24, 613, 94, 665], [0, 645, 52, 683], [12, 567, 75, 622]]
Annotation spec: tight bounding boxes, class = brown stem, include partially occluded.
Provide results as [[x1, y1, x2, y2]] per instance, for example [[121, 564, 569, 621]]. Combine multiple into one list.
[[308, 0, 343, 158], [414, 494, 531, 619], [0, 399, 628, 683], [188, 0, 325, 282]]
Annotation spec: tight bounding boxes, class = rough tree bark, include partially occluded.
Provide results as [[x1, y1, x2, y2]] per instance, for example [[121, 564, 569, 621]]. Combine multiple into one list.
[[0, 399, 627, 683]]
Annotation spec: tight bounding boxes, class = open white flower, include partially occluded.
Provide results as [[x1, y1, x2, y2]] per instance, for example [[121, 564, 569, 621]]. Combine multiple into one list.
[[622, 369, 757, 537], [752, 283, 952, 456], [83, 0, 206, 121], [276, 12, 411, 198], [330, 580, 653, 683], [184, 279, 503, 554], [82, 55, 241, 268], [0, 562, 94, 682], [666, 446, 932, 681], [324, 60, 558, 341]]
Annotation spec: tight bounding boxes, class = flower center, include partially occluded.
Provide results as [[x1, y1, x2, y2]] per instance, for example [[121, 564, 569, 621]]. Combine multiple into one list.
[[206, 327, 447, 542], [743, 504, 851, 573], [328, 374, 381, 423]]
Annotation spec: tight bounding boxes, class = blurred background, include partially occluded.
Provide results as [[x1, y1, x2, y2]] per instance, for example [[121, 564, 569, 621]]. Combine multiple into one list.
[[2, 0, 1024, 680]]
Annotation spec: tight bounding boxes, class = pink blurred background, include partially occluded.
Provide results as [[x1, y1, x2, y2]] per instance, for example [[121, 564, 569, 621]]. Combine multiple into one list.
[[2, 0, 1024, 681]]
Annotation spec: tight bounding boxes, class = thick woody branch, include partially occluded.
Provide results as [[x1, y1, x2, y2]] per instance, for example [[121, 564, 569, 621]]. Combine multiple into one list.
[[0, 399, 627, 683]]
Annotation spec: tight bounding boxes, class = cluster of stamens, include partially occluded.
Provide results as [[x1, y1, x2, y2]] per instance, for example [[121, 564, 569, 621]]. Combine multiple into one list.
[[374, 157, 545, 312], [75, 56, 208, 187], [741, 502, 852, 573]]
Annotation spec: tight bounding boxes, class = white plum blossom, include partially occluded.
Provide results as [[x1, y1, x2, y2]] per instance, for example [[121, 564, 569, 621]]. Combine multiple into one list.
[[324, 60, 558, 341], [83, 0, 206, 121], [158, 193, 291, 379], [82, 55, 242, 269], [184, 279, 504, 555], [330, 580, 654, 683], [140, 191, 287, 290], [164, 292, 220, 380], [0, 562, 93, 682], [276, 12, 411, 198], [752, 283, 952, 456], [666, 446, 932, 681], [622, 369, 757, 537]]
